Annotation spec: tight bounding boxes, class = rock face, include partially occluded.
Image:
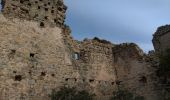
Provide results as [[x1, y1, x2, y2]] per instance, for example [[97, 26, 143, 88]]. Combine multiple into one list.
[[0, 0, 167, 100], [152, 25, 170, 55]]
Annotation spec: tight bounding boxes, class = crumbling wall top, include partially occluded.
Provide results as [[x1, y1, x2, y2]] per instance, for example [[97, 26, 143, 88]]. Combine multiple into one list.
[[1, 0, 67, 27], [153, 25, 170, 36]]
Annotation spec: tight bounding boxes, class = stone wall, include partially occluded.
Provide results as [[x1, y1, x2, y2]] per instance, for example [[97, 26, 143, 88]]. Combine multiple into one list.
[[1, 0, 67, 27], [112, 43, 160, 100], [0, 14, 78, 100], [78, 38, 117, 96], [153, 25, 170, 55], [0, 0, 167, 100]]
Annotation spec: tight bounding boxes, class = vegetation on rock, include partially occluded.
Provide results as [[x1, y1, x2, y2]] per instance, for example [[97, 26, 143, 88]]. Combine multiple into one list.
[[110, 87, 144, 100], [157, 49, 170, 100], [50, 86, 94, 100]]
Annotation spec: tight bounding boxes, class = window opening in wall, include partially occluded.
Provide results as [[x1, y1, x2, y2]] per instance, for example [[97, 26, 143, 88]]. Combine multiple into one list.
[[74, 52, 80, 60]]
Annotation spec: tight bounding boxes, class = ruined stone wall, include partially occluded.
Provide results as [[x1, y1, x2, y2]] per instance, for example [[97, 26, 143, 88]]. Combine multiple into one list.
[[0, 14, 79, 100], [0, 0, 167, 100], [153, 25, 170, 55], [2, 0, 67, 27], [76, 38, 117, 97], [112, 43, 161, 100]]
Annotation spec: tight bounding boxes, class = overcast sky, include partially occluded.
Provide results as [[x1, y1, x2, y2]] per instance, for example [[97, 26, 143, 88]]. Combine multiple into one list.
[[64, 0, 170, 52]]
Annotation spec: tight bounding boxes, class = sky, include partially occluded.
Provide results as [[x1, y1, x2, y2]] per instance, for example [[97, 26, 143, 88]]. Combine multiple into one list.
[[64, 0, 170, 52]]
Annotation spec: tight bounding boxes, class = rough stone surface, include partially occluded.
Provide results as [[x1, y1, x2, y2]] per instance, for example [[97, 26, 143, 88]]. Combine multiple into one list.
[[152, 25, 170, 55], [0, 14, 77, 100], [0, 0, 169, 100], [2, 0, 67, 27]]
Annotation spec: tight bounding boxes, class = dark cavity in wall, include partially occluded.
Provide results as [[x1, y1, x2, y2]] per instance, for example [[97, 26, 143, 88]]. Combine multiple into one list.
[[15, 75, 22, 81]]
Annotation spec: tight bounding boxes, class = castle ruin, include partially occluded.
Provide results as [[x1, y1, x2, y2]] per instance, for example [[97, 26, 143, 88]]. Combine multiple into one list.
[[0, 0, 170, 100]]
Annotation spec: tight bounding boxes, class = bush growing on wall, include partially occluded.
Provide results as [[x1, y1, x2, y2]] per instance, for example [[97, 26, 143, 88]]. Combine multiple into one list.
[[50, 86, 94, 100], [110, 87, 144, 100], [157, 49, 170, 100]]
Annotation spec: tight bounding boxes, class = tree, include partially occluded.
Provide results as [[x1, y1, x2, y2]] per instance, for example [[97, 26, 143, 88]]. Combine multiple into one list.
[[50, 86, 94, 100]]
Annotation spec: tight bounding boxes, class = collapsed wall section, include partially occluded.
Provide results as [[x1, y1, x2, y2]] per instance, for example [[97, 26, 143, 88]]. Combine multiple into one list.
[[112, 43, 161, 100]]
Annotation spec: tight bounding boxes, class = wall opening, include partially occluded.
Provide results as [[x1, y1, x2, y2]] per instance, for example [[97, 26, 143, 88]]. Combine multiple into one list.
[[41, 72, 46, 76], [65, 78, 69, 81], [15, 75, 22, 81], [74, 52, 80, 60], [30, 53, 35, 58], [89, 79, 94, 83], [139, 76, 147, 83], [51, 74, 55, 77], [40, 22, 45, 27]]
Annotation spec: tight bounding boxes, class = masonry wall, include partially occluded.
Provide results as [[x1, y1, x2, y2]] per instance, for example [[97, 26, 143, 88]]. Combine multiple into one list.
[[113, 43, 161, 100], [153, 25, 170, 55], [0, 14, 78, 100], [2, 0, 67, 27]]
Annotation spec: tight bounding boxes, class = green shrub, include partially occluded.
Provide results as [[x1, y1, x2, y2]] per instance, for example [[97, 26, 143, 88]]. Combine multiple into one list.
[[158, 49, 170, 81], [50, 86, 94, 100], [110, 87, 144, 100]]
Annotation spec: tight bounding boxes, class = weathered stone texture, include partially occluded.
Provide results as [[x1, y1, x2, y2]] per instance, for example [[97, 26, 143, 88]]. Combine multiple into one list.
[[112, 43, 160, 100], [0, 14, 78, 100], [0, 0, 168, 100], [2, 0, 67, 27], [153, 25, 170, 54]]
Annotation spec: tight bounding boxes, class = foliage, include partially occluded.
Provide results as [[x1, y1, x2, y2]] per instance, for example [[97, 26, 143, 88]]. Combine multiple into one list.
[[50, 86, 94, 100], [156, 49, 170, 100], [157, 49, 170, 80], [110, 87, 144, 100]]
